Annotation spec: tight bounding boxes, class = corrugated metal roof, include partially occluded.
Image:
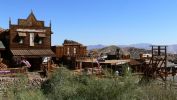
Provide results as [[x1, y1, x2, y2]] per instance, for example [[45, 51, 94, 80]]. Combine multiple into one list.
[[11, 49, 55, 57]]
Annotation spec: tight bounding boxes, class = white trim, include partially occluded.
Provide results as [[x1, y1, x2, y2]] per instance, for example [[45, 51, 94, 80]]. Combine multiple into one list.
[[74, 48, 76, 54], [17, 29, 46, 33], [30, 33, 34, 46], [67, 48, 70, 55]]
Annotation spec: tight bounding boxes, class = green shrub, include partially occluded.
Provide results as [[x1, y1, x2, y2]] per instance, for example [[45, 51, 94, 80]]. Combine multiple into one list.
[[41, 67, 141, 100], [141, 84, 177, 100], [41, 67, 177, 100], [41, 67, 78, 100], [4, 74, 45, 100], [2, 67, 175, 100]]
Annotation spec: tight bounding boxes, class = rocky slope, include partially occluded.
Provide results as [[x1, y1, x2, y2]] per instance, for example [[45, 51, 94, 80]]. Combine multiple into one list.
[[88, 45, 177, 60], [88, 43, 177, 54]]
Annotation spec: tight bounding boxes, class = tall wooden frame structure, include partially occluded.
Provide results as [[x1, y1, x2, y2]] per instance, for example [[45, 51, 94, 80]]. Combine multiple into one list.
[[144, 45, 167, 81]]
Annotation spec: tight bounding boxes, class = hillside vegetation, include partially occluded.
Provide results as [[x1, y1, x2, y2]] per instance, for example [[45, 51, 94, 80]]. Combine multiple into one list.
[[3, 67, 177, 100]]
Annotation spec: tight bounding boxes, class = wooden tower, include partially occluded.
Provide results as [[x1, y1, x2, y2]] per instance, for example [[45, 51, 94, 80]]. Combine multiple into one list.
[[144, 45, 167, 81]]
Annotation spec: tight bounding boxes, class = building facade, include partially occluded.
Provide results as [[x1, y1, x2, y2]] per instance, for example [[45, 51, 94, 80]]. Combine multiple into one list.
[[0, 12, 55, 71], [52, 40, 87, 69]]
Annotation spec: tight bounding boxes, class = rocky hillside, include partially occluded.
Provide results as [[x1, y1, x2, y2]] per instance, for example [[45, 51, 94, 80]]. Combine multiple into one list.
[[122, 47, 151, 59], [88, 43, 177, 54], [88, 45, 177, 60], [97, 45, 122, 54]]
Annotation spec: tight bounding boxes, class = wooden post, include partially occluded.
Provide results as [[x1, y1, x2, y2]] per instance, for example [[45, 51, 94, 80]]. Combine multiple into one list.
[[48, 58, 51, 72], [80, 62, 82, 70], [111, 64, 112, 75], [152, 46, 154, 68], [92, 56, 93, 74], [158, 46, 161, 56], [165, 46, 167, 81]]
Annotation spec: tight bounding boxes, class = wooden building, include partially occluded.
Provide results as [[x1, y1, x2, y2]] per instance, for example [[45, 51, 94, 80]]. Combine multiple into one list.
[[0, 12, 55, 71], [0, 28, 6, 58], [52, 40, 87, 69]]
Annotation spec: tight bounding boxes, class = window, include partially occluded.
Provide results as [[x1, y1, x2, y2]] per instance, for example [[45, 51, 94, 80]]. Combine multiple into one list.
[[74, 48, 76, 54], [19, 38, 23, 44], [30, 33, 34, 46], [17, 37, 24, 44], [38, 39, 43, 44], [17, 32, 26, 44], [36, 33, 46, 45], [67, 48, 70, 55]]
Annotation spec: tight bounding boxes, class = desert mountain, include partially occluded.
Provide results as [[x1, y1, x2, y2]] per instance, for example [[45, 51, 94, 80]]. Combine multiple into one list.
[[88, 43, 177, 54], [88, 45, 177, 60]]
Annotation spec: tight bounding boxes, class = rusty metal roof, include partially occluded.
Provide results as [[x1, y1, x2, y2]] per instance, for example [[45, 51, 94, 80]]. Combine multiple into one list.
[[11, 49, 55, 57]]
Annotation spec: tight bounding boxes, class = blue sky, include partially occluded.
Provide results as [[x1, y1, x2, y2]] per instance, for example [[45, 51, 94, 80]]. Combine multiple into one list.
[[0, 0, 177, 45]]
